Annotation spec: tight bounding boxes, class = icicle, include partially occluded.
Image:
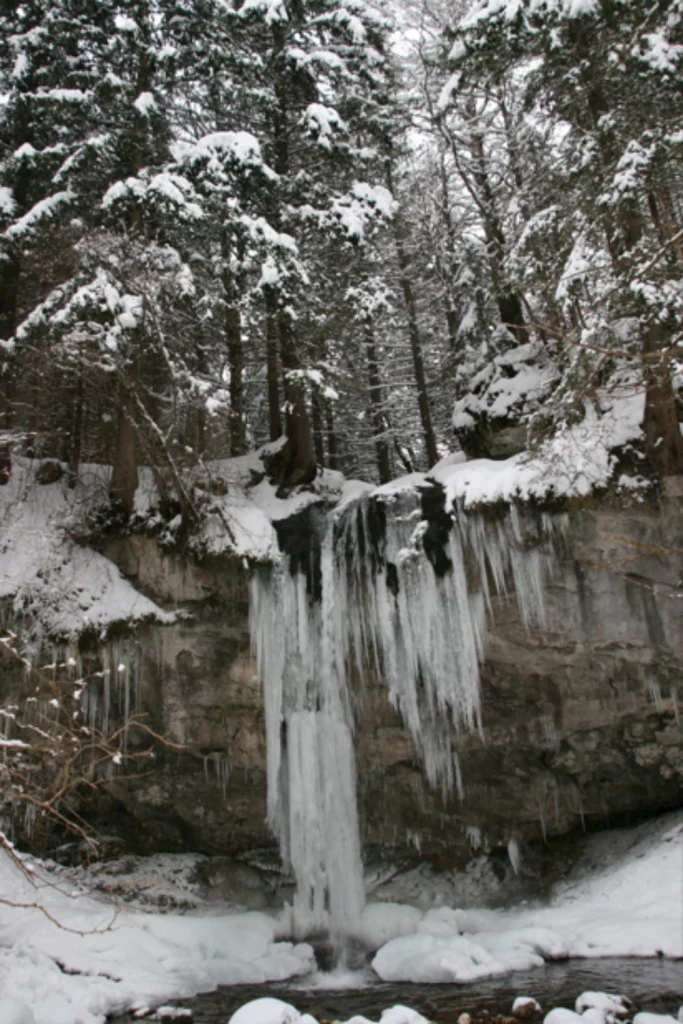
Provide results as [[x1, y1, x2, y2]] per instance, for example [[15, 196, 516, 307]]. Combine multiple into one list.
[[507, 837, 521, 875], [466, 825, 482, 851], [671, 686, 680, 725], [407, 829, 422, 854], [24, 802, 37, 838], [211, 755, 230, 799], [102, 664, 110, 737], [572, 783, 586, 831], [537, 796, 547, 843], [541, 713, 560, 752], [86, 687, 99, 730], [249, 521, 364, 937], [287, 711, 364, 934]]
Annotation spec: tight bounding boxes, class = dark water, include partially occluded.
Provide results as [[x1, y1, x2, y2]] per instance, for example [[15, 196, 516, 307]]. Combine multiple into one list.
[[113, 959, 682, 1022]]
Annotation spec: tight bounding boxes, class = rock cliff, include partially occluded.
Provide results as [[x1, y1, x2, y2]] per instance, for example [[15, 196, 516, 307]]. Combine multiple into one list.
[[75, 493, 683, 876]]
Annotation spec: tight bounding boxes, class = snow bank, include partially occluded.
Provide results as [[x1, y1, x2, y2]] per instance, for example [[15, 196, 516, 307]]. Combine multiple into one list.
[[364, 812, 682, 982], [0, 999, 36, 1024], [0, 385, 643, 641], [0, 847, 314, 1024], [341, 380, 644, 516], [187, 448, 348, 563], [0, 814, 680, 1020]]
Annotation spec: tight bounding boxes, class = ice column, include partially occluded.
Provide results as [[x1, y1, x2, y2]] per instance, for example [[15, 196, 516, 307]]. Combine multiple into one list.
[[250, 526, 364, 936]]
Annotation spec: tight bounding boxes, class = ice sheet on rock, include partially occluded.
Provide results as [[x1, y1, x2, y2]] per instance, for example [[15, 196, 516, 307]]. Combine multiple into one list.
[[334, 490, 554, 797], [355, 903, 424, 949], [371, 926, 560, 984], [251, 485, 557, 935]]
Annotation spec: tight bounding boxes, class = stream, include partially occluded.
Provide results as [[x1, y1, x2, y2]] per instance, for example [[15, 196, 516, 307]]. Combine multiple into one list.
[[113, 958, 683, 1022]]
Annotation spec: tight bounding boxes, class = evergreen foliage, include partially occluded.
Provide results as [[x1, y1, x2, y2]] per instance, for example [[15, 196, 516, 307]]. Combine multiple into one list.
[[0, 0, 681, 512]]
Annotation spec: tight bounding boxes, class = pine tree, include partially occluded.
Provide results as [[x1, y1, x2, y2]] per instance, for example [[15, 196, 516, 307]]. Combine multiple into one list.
[[227, 0, 399, 491], [0, 0, 116, 478], [445, 0, 683, 474]]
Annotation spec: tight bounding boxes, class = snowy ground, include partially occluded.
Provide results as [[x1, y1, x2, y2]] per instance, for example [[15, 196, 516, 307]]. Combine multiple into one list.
[[362, 813, 683, 983], [0, 813, 680, 1024]]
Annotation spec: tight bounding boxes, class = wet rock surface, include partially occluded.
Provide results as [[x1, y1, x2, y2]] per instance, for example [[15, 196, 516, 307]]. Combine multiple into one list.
[[4, 500, 682, 873]]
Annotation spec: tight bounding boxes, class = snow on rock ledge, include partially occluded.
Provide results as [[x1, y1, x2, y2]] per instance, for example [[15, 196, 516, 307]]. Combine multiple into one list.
[[0, 389, 646, 643], [0, 460, 176, 640]]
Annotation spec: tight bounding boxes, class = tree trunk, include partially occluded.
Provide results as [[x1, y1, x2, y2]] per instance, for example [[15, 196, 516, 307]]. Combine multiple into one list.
[[497, 290, 529, 343], [221, 230, 247, 457], [0, 253, 19, 483], [468, 129, 529, 346], [110, 379, 138, 516], [277, 311, 317, 494], [265, 289, 282, 441], [67, 374, 84, 488], [364, 328, 391, 484], [266, 22, 316, 491], [642, 323, 683, 475], [326, 406, 338, 470], [387, 176, 439, 469], [436, 153, 460, 353], [396, 256, 438, 467], [197, 403, 207, 458], [311, 390, 325, 468], [445, 306, 459, 353]]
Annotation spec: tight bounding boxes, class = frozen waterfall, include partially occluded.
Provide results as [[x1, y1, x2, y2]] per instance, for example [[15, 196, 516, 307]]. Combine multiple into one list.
[[249, 484, 561, 936]]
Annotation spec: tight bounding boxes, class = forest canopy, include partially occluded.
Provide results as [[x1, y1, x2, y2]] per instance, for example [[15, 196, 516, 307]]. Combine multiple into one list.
[[1, 0, 681, 516]]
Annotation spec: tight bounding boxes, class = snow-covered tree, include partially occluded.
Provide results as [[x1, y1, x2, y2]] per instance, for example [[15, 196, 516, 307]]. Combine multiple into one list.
[[444, 0, 683, 474]]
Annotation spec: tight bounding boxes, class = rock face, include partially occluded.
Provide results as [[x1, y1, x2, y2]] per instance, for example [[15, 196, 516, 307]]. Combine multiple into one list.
[[5, 498, 681, 872], [355, 502, 683, 867], [85, 496, 683, 871]]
